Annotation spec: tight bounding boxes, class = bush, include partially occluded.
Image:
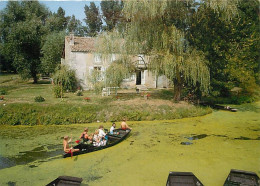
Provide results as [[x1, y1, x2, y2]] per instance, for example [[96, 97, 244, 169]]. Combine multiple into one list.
[[76, 90, 83, 96], [0, 89, 7, 95], [53, 85, 63, 98], [34, 96, 45, 102], [52, 65, 77, 92]]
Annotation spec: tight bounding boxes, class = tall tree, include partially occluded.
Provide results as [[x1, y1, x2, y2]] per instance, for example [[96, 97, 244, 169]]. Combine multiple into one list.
[[100, 0, 123, 31], [41, 31, 66, 75], [187, 0, 259, 96], [45, 7, 69, 32], [84, 2, 102, 36], [97, 0, 210, 101], [0, 1, 49, 83], [225, 0, 260, 93], [67, 15, 86, 36]]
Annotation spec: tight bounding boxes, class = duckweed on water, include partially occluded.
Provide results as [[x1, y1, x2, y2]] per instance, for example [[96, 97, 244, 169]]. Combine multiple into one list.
[[0, 102, 259, 186]]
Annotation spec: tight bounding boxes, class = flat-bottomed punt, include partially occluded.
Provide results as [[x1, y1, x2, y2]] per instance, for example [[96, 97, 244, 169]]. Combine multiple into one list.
[[224, 169, 259, 186], [46, 176, 83, 186], [166, 172, 204, 186], [63, 129, 131, 158]]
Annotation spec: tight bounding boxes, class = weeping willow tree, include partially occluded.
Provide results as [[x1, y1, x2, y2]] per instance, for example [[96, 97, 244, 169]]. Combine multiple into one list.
[[105, 61, 133, 87], [96, 0, 238, 101]]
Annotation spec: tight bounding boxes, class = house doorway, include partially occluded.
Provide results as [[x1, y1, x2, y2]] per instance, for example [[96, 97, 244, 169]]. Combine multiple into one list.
[[136, 71, 141, 85]]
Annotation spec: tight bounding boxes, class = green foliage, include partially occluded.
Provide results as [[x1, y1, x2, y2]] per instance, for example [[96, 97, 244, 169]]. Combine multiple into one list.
[[84, 2, 102, 37], [0, 101, 212, 126], [53, 85, 63, 98], [0, 104, 101, 125], [41, 31, 66, 74], [101, 0, 124, 31], [0, 1, 49, 83], [0, 89, 7, 95], [97, 1, 210, 101], [105, 62, 129, 87], [67, 15, 86, 36], [52, 65, 77, 92], [34, 96, 45, 102], [88, 69, 104, 94], [45, 7, 69, 32], [76, 90, 83, 96]]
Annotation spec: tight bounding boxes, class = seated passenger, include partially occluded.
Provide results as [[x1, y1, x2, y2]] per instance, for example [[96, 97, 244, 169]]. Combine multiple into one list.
[[93, 130, 101, 147], [98, 125, 107, 146], [120, 118, 132, 130], [63, 136, 79, 153], [110, 123, 116, 134], [110, 123, 119, 135], [79, 127, 92, 143]]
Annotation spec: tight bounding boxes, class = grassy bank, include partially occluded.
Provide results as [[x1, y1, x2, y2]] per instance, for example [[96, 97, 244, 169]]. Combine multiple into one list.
[[0, 74, 212, 125], [0, 103, 212, 125]]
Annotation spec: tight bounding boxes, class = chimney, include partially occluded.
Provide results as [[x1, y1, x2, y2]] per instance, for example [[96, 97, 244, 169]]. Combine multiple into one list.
[[69, 32, 74, 46]]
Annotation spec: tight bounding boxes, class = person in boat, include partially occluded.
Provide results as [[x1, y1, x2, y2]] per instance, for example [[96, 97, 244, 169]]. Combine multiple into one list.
[[63, 136, 79, 153], [120, 118, 132, 130], [79, 127, 92, 144], [98, 125, 107, 146], [110, 123, 119, 135], [110, 123, 116, 134], [93, 129, 101, 147]]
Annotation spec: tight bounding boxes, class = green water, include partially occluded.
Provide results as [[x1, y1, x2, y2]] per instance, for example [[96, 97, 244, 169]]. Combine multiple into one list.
[[0, 102, 259, 186]]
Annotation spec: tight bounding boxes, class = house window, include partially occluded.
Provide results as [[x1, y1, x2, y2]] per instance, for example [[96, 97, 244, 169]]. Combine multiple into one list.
[[111, 54, 116, 62], [94, 66, 102, 81], [94, 54, 102, 63], [123, 73, 135, 82], [138, 55, 145, 65], [89, 66, 103, 81]]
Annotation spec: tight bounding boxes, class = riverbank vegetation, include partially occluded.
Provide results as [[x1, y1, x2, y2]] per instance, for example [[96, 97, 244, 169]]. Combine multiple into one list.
[[0, 74, 212, 125]]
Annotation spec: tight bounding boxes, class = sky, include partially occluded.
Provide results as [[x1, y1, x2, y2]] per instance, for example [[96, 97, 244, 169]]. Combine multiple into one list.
[[0, 1, 101, 24]]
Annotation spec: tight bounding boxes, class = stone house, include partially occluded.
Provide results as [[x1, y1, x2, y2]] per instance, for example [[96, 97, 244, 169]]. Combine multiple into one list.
[[61, 34, 169, 90]]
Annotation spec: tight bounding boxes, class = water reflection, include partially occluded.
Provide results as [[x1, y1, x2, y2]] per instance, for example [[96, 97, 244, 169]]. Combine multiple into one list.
[[0, 144, 63, 170], [186, 134, 208, 141]]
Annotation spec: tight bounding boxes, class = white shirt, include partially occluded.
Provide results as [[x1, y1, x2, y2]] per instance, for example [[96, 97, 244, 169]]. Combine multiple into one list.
[[110, 126, 115, 134], [98, 129, 106, 138]]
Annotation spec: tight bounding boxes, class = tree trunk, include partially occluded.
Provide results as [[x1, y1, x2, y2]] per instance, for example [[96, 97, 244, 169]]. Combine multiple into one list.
[[173, 78, 182, 102], [173, 69, 183, 102], [33, 75, 38, 84]]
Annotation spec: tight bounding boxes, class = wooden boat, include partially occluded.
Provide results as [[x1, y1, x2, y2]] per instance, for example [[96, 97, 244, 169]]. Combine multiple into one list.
[[63, 129, 131, 158], [200, 102, 238, 112], [166, 172, 204, 186], [224, 169, 259, 186], [213, 104, 238, 112], [46, 176, 83, 186]]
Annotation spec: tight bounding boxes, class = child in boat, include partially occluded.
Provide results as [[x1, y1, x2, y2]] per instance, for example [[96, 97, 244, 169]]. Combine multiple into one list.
[[110, 123, 119, 135], [79, 127, 92, 144], [98, 125, 107, 146], [93, 129, 101, 146], [63, 136, 79, 153], [110, 123, 116, 134], [120, 118, 132, 130]]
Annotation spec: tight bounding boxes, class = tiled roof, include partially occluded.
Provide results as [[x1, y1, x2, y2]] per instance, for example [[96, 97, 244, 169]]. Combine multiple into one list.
[[65, 36, 95, 52]]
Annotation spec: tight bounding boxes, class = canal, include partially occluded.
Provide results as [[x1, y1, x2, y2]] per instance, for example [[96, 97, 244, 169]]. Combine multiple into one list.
[[0, 102, 259, 185]]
